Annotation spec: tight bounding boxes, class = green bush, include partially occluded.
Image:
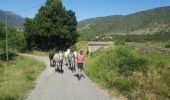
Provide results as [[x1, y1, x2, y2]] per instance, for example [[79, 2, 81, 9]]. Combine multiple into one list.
[[0, 52, 18, 61], [165, 41, 170, 48], [115, 48, 148, 75]]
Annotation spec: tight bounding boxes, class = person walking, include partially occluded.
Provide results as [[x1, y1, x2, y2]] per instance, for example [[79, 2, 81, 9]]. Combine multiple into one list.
[[76, 50, 85, 78]]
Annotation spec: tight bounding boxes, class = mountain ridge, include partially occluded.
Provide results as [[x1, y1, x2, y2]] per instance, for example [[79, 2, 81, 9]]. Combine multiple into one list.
[[78, 6, 170, 39], [0, 9, 25, 28]]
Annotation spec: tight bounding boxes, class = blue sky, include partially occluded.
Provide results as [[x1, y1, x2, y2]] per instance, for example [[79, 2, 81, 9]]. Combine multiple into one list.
[[1, 0, 170, 21]]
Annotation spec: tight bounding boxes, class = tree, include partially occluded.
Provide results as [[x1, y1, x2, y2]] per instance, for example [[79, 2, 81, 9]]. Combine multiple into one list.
[[24, 18, 35, 52], [0, 22, 27, 53], [24, 0, 79, 51], [8, 28, 26, 52], [0, 23, 5, 52]]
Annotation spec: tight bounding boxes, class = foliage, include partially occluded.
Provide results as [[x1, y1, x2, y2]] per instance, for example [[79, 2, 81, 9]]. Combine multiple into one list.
[[86, 47, 170, 99], [165, 40, 170, 48], [8, 28, 27, 52], [24, 0, 79, 51], [0, 22, 27, 53], [0, 23, 5, 51], [74, 41, 88, 51], [115, 48, 148, 75], [0, 51, 17, 61], [0, 56, 45, 100], [111, 31, 170, 42]]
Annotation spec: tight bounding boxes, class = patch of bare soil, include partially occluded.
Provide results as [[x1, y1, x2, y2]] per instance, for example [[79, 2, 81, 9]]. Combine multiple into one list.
[[138, 45, 170, 54]]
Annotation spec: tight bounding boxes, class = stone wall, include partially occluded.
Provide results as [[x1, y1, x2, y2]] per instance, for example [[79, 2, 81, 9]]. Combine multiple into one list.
[[88, 42, 114, 53]]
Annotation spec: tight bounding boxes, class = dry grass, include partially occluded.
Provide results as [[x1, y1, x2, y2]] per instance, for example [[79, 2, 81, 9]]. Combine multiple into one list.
[[0, 56, 45, 100]]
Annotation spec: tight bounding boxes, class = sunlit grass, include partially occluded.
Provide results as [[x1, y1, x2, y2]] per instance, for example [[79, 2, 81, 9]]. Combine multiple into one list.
[[75, 41, 88, 51], [0, 56, 45, 100], [85, 46, 170, 100]]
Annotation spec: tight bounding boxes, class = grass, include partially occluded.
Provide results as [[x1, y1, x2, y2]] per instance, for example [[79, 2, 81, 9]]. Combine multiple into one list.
[[85, 46, 170, 100], [144, 41, 165, 47], [115, 40, 125, 46], [31, 50, 48, 56], [0, 56, 45, 100], [75, 41, 88, 51]]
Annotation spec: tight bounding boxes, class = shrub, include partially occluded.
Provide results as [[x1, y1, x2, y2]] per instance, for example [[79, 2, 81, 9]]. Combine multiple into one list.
[[0, 52, 18, 61], [115, 48, 148, 75], [165, 41, 170, 48]]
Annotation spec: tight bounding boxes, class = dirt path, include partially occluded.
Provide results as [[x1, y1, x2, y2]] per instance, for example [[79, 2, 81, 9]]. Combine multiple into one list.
[[24, 55, 116, 100]]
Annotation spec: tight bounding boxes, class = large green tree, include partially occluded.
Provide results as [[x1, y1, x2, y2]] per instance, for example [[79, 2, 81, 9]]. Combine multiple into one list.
[[24, 0, 78, 51]]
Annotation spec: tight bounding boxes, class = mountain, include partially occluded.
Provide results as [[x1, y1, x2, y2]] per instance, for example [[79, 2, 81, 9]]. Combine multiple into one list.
[[0, 10, 24, 28], [78, 6, 170, 39]]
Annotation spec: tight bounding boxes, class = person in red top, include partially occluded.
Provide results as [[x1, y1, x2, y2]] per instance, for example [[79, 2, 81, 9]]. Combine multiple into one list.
[[76, 50, 85, 77]]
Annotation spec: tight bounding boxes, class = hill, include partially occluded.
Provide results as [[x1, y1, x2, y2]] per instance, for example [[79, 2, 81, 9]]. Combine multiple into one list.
[[0, 10, 24, 28], [78, 6, 170, 39]]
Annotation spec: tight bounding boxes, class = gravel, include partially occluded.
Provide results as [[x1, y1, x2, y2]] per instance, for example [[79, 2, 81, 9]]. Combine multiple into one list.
[[25, 55, 116, 100]]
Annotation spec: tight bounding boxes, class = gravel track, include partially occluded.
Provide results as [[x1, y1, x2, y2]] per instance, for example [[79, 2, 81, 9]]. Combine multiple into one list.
[[24, 55, 116, 100]]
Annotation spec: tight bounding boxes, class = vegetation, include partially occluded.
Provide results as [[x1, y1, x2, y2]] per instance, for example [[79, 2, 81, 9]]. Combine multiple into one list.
[[110, 31, 170, 42], [78, 6, 170, 40], [86, 46, 170, 100], [115, 39, 125, 46], [24, 0, 79, 51], [0, 23, 27, 53], [0, 56, 45, 100], [74, 41, 88, 51], [165, 40, 170, 48]]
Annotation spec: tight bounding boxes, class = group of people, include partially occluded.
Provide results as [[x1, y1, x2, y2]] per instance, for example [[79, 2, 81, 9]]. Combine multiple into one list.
[[49, 49, 85, 77]]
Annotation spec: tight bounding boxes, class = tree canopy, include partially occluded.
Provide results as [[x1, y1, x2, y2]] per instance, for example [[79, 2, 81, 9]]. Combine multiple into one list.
[[24, 0, 78, 51]]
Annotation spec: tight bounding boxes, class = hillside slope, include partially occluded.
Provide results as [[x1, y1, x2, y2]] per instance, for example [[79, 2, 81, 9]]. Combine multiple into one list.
[[78, 6, 170, 38], [0, 10, 24, 28]]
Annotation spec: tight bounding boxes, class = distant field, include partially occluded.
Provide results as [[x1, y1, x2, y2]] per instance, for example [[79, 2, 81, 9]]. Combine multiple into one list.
[[0, 56, 45, 100], [85, 44, 170, 100]]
